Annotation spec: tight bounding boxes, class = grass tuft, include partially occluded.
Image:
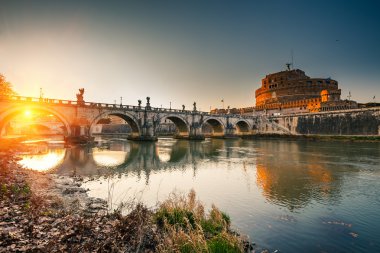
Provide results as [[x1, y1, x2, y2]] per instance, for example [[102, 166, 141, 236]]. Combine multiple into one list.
[[155, 190, 244, 253]]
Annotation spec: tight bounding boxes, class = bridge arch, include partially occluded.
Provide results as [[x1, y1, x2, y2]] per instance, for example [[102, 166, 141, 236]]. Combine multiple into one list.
[[155, 114, 190, 137], [0, 105, 71, 137], [89, 110, 141, 136], [201, 117, 225, 136], [234, 119, 251, 134]]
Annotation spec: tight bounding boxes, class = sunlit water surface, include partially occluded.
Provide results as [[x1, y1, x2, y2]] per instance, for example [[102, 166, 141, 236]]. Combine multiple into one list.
[[19, 137, 380, 252]]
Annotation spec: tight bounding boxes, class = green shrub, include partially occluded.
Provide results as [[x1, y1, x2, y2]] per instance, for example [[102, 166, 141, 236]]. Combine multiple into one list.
[[155, 191, 244, 253], [200, 218, 224, 236], [155, 207, 196, 229], [207, 234, 242, 253]]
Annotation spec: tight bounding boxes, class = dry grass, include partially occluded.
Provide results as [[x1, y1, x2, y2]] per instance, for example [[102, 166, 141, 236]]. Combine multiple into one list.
[[155, 190, 244, 253]]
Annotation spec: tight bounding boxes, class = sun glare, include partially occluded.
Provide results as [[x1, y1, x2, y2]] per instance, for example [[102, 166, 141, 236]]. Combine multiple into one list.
[[24, 110, 33, 118], [19, 150, 66, 171]]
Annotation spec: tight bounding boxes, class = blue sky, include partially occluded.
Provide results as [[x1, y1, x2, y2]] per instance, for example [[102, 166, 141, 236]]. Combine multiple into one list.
[[1, 0, 379, 110]]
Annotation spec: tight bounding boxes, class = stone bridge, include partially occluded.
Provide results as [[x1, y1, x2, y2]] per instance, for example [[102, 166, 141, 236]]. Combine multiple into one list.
[[2, 95, 379, 140], [0, 96, 258, 141]]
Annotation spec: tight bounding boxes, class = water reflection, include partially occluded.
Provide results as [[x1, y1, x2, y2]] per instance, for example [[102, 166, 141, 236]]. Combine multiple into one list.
[[19, 144, 66, 171], [18, 138, 363, 212], [93, 141, 131, 167], [255, 141, 343, 210], [52, 139, 253, 177], [17, 137, 380, 252]]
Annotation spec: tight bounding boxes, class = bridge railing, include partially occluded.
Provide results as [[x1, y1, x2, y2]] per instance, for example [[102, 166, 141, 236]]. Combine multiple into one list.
[[0, 95, 256, 119]]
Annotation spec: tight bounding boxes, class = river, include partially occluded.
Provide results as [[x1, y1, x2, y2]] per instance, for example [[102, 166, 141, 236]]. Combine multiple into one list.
[[18, 136, 380, 252]]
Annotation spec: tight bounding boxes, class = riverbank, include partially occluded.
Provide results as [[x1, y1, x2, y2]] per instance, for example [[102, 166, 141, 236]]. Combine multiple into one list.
[[242, 133, 380, 142], [0, 140, 253, 252]]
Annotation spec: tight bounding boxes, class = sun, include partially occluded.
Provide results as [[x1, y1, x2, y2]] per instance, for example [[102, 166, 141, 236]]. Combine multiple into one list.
[[24, 110, 33, 118]]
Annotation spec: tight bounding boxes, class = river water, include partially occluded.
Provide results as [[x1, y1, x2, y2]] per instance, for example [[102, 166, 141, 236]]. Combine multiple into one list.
[[18, 137, 380, 252]]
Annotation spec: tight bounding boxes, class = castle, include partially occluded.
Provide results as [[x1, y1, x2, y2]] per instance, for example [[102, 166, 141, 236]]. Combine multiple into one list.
[[210, 66, 358, 116], [254, 66, 358, 115]]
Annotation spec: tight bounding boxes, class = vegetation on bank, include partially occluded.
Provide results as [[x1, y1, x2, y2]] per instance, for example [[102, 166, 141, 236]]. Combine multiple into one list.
[[0, 140, 249, 252], [154, 191, 244, 252]]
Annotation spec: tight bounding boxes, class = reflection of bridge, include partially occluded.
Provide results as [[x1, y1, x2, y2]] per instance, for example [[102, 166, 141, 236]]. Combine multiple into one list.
[[51, 138, 348, 211], [55, 139, 250, 179], [0, 96, 258, 140]]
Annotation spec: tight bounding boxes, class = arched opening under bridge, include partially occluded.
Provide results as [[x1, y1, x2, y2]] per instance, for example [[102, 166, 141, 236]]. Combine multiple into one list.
[[235, 120, 251, 135], [202, 118, 225, 137], [155, 115, 190, 139], [90, 111, 140, 138], [0, 106, 71, 138]]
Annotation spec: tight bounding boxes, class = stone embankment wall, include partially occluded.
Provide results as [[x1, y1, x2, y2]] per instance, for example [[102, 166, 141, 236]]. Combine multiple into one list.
[[264, 107, 380, 136]]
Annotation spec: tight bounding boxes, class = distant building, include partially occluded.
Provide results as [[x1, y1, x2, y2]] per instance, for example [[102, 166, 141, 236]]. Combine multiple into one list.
[[210, 67, 360, 116], [210, 107, 254, 115], [254, 67, 357, 115]]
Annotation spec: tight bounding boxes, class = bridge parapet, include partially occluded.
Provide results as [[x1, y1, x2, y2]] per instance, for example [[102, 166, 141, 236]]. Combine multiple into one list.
[[1, 95, 260, 141], [0, 96, 256, 119]]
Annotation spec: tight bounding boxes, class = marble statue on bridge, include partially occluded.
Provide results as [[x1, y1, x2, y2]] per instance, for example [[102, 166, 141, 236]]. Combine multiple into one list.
[[76, 88, 85, 105]]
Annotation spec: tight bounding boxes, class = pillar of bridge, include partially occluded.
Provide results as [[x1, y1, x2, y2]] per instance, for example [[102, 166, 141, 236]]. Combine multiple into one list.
[[221, 117, 239, 139], [127, 110, 158, 141], [64, 124, 93, 144], [188, 114, 205, 140], [223, 124, 238, 138], [188, 125, 205, 140], [132, 124, 158, 141]]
